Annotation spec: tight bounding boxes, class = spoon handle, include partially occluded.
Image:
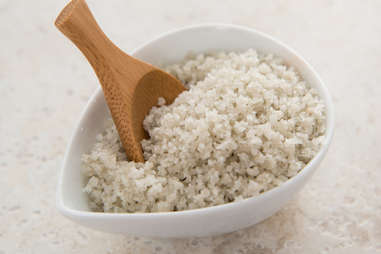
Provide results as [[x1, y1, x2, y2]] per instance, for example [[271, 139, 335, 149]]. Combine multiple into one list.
[[55, 0, 125, 77]]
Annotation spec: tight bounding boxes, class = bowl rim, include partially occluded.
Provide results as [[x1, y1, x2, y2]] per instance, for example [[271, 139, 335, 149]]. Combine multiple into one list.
[[57, 23, 335, 219]]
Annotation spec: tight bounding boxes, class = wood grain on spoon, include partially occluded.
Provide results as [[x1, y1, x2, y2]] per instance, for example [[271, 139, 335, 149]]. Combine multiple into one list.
[[55, 0, 186, 162]]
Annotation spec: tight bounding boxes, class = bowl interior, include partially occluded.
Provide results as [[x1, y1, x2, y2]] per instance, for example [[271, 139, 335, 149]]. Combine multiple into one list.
[[58, 24, 333, 213]]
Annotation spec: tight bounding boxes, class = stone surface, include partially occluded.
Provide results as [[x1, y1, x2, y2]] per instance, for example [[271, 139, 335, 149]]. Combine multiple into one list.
[[0, 0, 380, 253]]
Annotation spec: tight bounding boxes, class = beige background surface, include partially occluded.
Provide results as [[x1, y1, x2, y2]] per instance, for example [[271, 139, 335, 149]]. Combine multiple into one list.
[[1, 0, 380, 253]]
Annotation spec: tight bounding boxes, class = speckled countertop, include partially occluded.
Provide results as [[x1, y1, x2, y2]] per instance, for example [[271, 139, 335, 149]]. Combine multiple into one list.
[[1, 0, 380, 253]]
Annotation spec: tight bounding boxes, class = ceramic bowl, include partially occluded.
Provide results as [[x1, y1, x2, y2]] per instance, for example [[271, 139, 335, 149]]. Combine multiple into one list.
[[57, 24, 334, 238]]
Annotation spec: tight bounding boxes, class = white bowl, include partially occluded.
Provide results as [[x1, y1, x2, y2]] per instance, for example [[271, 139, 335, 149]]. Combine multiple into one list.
[[57, 24, 334, 238]]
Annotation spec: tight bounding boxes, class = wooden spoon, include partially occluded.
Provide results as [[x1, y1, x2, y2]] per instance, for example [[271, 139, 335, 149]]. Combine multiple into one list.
[[55, 0, 186, 162]]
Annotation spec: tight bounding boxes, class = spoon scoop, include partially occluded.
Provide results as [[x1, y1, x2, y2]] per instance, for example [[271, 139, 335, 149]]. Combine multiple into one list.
[[55, 0, 186, 162]]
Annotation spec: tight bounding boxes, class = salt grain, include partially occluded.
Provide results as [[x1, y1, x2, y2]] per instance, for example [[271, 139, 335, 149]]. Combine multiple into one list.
[[82, 49, 326, 213]]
